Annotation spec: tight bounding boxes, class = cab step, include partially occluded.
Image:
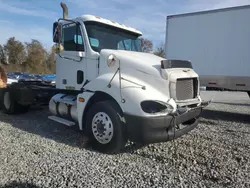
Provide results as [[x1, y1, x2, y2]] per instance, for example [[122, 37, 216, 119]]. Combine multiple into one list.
[[48, 115, 75, 126]]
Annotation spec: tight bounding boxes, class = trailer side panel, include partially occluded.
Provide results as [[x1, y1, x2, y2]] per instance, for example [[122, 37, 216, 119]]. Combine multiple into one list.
[[165, 5, 250, 91]]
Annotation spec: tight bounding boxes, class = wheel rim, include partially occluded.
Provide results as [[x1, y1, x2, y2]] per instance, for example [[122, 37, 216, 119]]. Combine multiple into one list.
[[92, 112, 114, 144], [3, 91, 11, 110]]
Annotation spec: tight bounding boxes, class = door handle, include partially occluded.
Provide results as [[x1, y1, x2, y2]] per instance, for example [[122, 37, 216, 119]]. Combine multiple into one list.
[[62, 79, 67, 84]]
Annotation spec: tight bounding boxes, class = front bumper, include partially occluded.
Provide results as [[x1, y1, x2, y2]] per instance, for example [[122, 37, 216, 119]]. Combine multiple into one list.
[[125, 106, 202, 144]]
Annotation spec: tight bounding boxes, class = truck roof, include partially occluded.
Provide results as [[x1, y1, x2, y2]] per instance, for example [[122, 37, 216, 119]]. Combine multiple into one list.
[[77, 14, 142, 36], [167, 4, 250, 19]]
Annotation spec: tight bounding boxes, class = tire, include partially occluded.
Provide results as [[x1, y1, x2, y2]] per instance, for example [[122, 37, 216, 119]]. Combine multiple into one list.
[[1, 90, 30, 114], [85, 100, 127, 154], [247, 91, 250, 98]]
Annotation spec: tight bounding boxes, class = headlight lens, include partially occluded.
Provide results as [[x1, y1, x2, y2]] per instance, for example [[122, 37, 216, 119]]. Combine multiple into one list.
[[140, 100, 175, 114]]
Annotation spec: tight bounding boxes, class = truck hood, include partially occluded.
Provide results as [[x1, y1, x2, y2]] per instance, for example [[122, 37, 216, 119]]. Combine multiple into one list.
[[101, 49, 165, 78]]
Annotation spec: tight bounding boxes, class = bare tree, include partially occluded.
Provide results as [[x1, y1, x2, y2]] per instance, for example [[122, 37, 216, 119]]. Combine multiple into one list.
[[46, 44, 57, 73], [25, 39, 47, 73], [4, 37, 26, 64], [154, 43, 165, 58], [140, 37, 153, 52], [0, 45, 6, 64]]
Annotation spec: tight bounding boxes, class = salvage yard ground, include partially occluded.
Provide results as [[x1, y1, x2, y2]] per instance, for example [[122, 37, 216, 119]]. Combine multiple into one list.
[[0, 91, 250, 188]]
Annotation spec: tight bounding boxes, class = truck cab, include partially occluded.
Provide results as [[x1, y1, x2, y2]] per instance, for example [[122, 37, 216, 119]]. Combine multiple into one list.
[[53, 14, 143, 91], [48, 2, 205, 154]]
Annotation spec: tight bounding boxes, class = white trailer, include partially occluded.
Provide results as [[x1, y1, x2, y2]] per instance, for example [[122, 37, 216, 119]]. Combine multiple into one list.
[[165, 5, 250, 97], [0, 2, 208, 154]]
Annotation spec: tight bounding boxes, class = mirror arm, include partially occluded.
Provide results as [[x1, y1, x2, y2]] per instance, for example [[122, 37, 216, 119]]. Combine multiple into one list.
[[57, 18, 81, 51], [55, 18, 84, 61]]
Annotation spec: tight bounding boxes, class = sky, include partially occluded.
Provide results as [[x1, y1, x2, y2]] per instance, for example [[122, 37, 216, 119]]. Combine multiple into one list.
[[0, 0, 249, 51]]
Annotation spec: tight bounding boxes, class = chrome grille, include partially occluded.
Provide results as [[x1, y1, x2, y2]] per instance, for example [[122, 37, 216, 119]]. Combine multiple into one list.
[[176, 78, 198, 100]]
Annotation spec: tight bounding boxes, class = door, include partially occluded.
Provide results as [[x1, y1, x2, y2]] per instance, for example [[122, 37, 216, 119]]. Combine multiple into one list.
[[56, 21, 87, 90]]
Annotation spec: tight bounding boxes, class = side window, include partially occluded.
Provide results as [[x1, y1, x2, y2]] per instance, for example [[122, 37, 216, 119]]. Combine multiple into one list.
[[62, 23, 85, 51], [117, 41, 125, 50], [117, 39, 135, 51], [124, 39, 132, 50], [74, 35, 83, 45], [89, 37, 99, 48]]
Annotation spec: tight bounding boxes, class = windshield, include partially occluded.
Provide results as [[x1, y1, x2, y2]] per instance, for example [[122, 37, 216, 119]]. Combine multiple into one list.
[[84, 21, 142, 53]]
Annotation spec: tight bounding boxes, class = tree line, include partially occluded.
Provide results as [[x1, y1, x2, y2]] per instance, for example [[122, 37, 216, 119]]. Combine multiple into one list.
[[0, 37, 56, 74], [0, 37, 165, 74]]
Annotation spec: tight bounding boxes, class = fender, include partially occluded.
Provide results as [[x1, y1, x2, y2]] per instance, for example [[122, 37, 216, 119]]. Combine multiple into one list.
[[77, 91, 94, 130], [77, 71, 131, 130], [83, 72, 144, 116]]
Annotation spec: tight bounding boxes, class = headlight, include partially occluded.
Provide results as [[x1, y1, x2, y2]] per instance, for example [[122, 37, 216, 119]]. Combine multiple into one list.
[[140, 99, 176, 114]]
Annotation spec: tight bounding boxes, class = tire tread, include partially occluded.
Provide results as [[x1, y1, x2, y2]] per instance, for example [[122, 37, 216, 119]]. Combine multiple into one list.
[[85, 100, 127, 154]]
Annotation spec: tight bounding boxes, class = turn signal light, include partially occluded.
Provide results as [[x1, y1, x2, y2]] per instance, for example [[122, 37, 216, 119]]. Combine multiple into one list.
[[78, 97, 85, 102]]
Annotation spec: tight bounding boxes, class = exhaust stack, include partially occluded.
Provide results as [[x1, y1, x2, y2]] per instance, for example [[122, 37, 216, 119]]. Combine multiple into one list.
[[60, 2, 68, 19]]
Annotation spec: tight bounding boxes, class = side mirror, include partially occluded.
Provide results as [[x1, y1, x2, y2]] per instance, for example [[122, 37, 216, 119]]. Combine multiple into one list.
[[53, 22, 60, 43], [53, 21, 64, 53]]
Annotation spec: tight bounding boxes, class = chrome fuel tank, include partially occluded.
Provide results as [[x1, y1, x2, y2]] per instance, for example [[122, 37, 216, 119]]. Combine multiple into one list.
[[49, 93, 78, 122]]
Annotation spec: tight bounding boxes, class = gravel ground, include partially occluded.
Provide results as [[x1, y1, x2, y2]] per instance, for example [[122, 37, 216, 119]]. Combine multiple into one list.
[[0, 91, 250, 188]]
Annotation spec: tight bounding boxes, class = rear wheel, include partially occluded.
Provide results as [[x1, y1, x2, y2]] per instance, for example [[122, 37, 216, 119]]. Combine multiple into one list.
[[85, 100, 127, 154], [1, 90, 30, 114]]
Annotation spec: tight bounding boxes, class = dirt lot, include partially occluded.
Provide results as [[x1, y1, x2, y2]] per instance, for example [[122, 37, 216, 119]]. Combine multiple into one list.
[[0, 91, 249, 188]]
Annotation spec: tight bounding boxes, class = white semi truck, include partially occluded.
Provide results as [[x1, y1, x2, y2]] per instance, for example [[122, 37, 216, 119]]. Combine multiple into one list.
[[165, 5, 250, 97], [0, 2, 207, 154]]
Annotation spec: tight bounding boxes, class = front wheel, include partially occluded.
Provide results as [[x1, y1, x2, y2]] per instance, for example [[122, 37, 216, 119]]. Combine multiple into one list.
[[85, 100, 127, 154]]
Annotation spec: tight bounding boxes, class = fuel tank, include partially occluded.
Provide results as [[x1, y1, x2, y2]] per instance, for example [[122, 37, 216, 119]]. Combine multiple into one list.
[[49, 93, 78, 122]]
